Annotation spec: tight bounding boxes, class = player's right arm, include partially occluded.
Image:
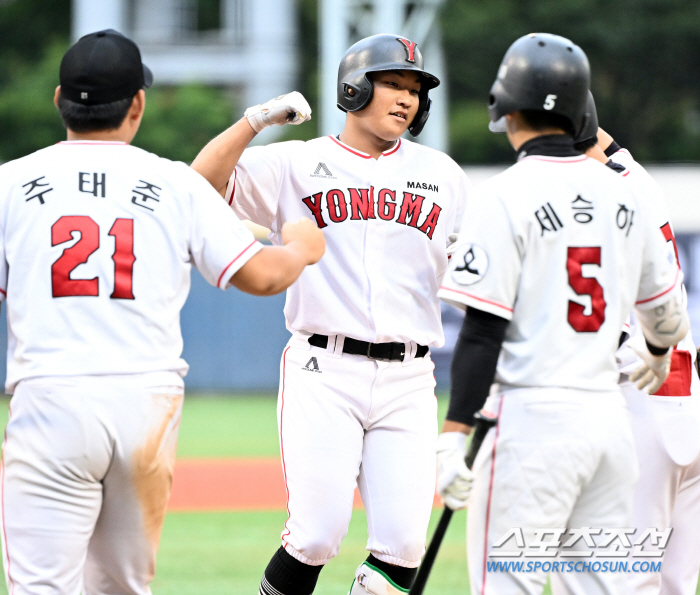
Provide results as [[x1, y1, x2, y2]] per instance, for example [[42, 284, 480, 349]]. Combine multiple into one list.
[[191, 118, 256, 196], [191, 92, 312, 197]]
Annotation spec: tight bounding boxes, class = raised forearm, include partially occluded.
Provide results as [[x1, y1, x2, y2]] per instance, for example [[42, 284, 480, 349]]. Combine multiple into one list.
[[191, 118, 256, 194]]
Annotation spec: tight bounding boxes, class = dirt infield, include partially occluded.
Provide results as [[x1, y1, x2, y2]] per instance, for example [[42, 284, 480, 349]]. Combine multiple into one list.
[[168, 458, 441, 510]]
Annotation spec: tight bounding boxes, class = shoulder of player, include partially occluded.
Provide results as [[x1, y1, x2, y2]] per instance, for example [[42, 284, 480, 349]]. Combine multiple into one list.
[[398, 138, 454, 162], [0, 144, 61, 183], [242, 139, 309, 158], [397, 139, 470, 180]]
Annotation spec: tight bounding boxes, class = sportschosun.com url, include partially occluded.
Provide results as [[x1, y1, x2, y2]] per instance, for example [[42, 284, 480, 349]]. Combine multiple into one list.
[[487, 560, 662, 573]]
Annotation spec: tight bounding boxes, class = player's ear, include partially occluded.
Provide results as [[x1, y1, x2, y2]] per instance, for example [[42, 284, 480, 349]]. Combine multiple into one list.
[[129, 90, 146, 122], [53, 86, 61, 109]]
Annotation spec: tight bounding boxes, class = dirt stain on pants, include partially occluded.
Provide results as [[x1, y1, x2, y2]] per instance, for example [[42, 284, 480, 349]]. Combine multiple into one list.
[[131, 391, 183, 548]]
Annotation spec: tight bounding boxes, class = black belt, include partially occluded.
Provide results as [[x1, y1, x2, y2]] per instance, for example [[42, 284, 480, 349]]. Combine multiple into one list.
[[308, 334, 428, 362]]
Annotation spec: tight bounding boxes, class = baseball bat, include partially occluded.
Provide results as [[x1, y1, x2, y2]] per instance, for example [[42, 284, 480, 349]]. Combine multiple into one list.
[[408, 410, 498, 595]]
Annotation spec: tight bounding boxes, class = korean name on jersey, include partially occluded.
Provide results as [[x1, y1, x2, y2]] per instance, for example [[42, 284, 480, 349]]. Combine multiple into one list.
[[225, 136, 471, 348], [0, 142, 261, 393], [439, 154, 680, 392]]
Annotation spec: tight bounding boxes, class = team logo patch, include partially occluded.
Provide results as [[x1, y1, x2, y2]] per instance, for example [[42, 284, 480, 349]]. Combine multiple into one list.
[[396, 38, 417, 63], [310, 162, 336, 179], [451, 243, 488, 286], [302, 357, 322, 373]]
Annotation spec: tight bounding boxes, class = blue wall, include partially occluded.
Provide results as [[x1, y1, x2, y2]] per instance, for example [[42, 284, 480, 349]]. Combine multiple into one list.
[[179, 269, 290, 391]]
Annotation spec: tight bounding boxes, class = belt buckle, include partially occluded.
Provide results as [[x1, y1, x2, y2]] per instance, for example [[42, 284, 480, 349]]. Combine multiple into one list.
[[366, 342, 389, 361], [366, 342, 380, 360], [366, 342, 404, 362]]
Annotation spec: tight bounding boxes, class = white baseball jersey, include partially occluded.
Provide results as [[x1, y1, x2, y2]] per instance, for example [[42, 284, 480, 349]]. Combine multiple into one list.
[[225, 135, 470, 347], [611, 147, 697, 393], [439, 154, 681, 392], [0, 141, 262, 393]]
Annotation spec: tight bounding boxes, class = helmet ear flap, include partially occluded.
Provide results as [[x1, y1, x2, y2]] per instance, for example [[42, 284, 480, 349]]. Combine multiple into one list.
[[338, 77, 373, 113], [343, 83, 360, 100], [408, 96, 431, 137]]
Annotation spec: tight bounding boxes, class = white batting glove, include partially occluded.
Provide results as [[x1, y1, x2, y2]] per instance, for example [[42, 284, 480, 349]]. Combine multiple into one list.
[[628, 332, 672, 394], [436, 432, 474, 510], [446, 233, 460, 257], [244, 91, 312, 133]]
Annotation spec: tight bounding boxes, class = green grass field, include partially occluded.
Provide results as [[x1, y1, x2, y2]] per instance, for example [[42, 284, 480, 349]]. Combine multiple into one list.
[[0, 395, 696, 593]]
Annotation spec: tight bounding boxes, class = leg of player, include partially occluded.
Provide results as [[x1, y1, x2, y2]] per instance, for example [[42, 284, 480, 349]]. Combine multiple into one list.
[[350, 357, 438, 594], [468, 390, 636, 595], [658, 460, 700, 594], [551, 403, 636, 595], [1, 378, 108, 594], [623, 378, 700, 595], [83, 374, 183, 595], [258, 341, 367, 595]]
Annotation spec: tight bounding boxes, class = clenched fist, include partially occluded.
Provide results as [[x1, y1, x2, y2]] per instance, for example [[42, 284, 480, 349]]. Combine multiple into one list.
[[281, 217, 325, 265], [245, 91, 312, 133]]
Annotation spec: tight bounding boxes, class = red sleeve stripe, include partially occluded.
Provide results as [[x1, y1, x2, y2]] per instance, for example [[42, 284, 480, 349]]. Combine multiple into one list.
[[227, 168, 238, 207], [217, 240, 259, 287], [439, 286, 514, 312], [0, 288, 6, 296], [635, 267, 681, 305]]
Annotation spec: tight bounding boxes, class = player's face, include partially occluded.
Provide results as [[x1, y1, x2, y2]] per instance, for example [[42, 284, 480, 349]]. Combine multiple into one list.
[[359, 70, 422, 140]]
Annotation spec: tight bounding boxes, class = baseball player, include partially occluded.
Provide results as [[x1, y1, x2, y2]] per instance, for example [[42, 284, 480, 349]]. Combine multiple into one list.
[[0, 30, 323, 595], [192, 33, 471, 595], [574, 102, 700, 595], [435, 33, 689, 595]]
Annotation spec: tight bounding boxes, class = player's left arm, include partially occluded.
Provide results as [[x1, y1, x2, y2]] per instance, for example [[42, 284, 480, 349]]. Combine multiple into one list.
[[191, 92, 312, 196], [444, 307, 509, 431], [436, 306, 508, 510]]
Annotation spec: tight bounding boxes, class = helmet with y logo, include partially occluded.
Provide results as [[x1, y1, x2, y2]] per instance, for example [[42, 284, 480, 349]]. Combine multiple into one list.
[[336, 34, 440, 137]]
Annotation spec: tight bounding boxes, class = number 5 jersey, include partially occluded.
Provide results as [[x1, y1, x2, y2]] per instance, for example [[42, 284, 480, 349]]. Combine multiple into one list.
[[0, 141, 262, 393], [439, 145, 681, 392]]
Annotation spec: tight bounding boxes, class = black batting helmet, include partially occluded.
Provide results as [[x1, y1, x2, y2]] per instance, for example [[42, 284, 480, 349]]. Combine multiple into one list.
[[337, 34, 440, 137], [488, 33, 590, 137]]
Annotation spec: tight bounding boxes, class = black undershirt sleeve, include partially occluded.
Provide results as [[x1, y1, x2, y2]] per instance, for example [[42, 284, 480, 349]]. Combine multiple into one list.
[[604, 140, 622, 158], [447, 306, 510, 426]]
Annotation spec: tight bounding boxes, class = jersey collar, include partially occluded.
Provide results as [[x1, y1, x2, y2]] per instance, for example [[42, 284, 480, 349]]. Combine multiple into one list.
[[58, 140, 128, 145], [329, 135, 401, 159], [516, 134, 581, 161]]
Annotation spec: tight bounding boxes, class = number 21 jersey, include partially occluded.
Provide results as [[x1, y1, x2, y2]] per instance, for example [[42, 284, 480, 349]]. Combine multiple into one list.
[[0, 141, 262, 393], [439, 153, 681, 392]]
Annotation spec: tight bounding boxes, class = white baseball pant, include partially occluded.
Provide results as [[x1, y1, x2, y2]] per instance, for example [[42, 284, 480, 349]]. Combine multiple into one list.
[[0, 372, 184, 595], [623, 375, 700, 595], [277, 333, 438, 568], [468, 388, 638, 595]]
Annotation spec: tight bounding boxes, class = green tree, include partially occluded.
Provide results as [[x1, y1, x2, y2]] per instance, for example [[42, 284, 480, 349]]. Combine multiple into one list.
[[0, 40, 237, 164], [441, 0, 700, 162]]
